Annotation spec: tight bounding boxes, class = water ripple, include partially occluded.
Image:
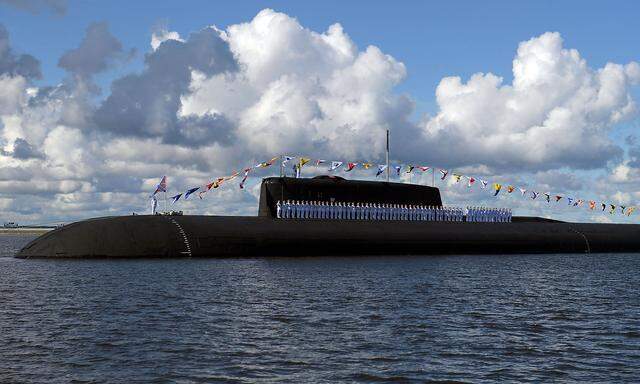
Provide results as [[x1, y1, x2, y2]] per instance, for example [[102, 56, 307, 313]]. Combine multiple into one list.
[[1, 235, 640, 382]]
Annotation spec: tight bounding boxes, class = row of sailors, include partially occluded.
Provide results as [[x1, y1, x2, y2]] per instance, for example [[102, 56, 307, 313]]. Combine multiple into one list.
[[277, 200, 513, 222], [277, 200, 475, 222], [466, 207, 512, 222]]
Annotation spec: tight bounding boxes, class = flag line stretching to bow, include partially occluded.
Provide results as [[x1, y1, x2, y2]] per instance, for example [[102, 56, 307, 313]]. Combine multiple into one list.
[[154, 154, 636, 220]]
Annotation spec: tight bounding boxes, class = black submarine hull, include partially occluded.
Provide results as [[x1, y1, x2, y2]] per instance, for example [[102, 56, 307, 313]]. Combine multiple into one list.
[[16, 214, 640, 258]]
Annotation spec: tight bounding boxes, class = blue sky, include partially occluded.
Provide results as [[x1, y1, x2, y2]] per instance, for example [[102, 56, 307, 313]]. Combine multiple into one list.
[[0, 0, 639, 224], [4, 0, 639, 115]]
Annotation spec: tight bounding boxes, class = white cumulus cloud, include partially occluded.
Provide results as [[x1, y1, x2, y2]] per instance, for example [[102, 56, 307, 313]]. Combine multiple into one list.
[[419, 32, 639, 171]]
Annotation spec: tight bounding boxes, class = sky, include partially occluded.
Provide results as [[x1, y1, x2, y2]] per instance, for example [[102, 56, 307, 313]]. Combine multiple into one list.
[[0, 0, 639, 225]]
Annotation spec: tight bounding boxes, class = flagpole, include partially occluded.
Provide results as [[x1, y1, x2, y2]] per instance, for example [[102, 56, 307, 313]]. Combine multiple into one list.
[[280, 154, 284, 178], [432, 167, 435, 187], [386, 129, 390, 182]]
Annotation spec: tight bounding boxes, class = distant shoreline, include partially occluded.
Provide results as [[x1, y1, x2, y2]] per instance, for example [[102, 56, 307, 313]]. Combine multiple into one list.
[[0, 228, 54, 234]]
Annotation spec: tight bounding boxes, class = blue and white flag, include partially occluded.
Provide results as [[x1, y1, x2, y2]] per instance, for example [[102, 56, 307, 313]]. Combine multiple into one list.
[[329, 161, 343, 171], [376, 164, 387, 177], [170, 193, 182, 205], [282, 156, 294, 166], [185, 187, 199, 199], [394, 166, 401, 176]]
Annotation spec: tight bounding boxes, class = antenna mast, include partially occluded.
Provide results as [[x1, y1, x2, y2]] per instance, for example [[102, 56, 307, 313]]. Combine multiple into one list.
[[386, 129, 390, 182], [280, 154, 284, 177]]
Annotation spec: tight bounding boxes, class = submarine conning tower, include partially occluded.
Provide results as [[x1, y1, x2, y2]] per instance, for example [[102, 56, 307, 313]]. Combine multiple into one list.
[[258, 176, 443, 218]]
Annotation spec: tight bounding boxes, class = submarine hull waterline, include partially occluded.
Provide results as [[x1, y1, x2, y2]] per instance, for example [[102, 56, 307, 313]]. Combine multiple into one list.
[[16, 215, 640, 258]]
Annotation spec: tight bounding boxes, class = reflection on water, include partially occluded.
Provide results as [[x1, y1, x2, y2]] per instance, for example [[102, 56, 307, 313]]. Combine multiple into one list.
[[1, 234, 639, 382]]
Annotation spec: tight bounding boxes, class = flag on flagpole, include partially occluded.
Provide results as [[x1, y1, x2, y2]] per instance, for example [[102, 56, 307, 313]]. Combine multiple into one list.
[[602, 202, 606, 211], [610, 204, 616, 214], [439, 169, 449, 180], [212, 177, 225, 189], [282, 156, 294, 166], [588, 200, 596, 210], [555, 195, 563, 202], [406, 165, 415, 173], [453, 174, 462, 183], [329, 161, 343, 171], [418, 166, 430, 172], [620, 206, 626, 214], [256, 156, 278, 168], [316, 159, 326, 166], [544, 193, 551, 202], [185, 187, 199, 199], [239, 168, 251, 189], [567, 197, 573, 205], [170, 193, 182, 205], [362, 162, 372, 169], [199, 178, 221, 199], [519, 188, 527, 196], [467, 176, 475, 188], [376, 164, 387, 177], [152, 176, 167, 196], [627, 207, 636, 216], [493, 183, 502, 196], [507, 185, 515, 193], [479, 179, 488, 189], [531, 191, 539, 200], [394, 166, 402, 176], [345, 162, 357, 172], [299, 157, 311, 168]]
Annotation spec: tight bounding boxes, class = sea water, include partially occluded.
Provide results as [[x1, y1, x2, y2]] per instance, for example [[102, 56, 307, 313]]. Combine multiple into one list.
[[1, 234, 639, 382]]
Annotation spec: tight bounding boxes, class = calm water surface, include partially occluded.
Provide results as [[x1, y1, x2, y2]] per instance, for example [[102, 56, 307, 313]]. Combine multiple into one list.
[[1, 234, 640, 383]]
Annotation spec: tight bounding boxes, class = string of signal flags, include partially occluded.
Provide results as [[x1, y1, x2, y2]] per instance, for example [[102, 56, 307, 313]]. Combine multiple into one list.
[[149, 155, 636, 218]]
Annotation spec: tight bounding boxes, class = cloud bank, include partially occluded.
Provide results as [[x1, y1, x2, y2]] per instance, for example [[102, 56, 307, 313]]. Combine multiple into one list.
[[0, 9, 638, 224]]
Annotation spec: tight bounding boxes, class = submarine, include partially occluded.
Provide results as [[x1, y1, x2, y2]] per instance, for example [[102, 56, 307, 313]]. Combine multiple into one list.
[[16, 176, 640, 258]]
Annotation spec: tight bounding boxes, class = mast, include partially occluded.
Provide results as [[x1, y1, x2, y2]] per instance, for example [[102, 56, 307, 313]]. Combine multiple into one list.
[[386, 129, 390, 182], [280, 154, 284, 177]]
